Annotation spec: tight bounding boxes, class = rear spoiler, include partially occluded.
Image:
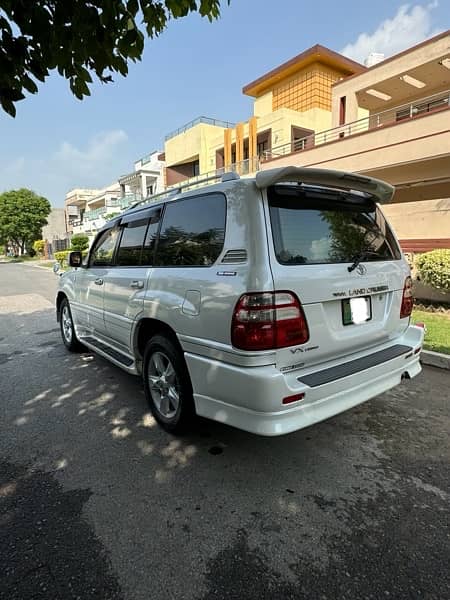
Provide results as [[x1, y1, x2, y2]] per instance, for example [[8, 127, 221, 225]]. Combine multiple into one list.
[[255, 166, 395, 204]]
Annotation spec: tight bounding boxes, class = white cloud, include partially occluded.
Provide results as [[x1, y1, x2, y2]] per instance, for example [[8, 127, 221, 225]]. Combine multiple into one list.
[[0, 130, 130, 205], [54, 130, 128, 177], [341, 2, 441, 64]]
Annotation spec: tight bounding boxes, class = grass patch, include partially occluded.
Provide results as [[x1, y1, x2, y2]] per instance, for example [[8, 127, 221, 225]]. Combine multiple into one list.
[[412, 309, 450, 355]]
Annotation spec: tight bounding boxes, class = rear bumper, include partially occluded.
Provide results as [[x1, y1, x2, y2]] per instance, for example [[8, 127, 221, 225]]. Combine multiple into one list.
[[185, 325, 424, 436]]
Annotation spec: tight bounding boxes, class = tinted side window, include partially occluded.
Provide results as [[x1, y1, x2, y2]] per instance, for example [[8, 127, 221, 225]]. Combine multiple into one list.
[[155, 194, 226, 267], [90, 227, 120, 266], [116, 219, 148, 266], [141, 209, 162, 265]]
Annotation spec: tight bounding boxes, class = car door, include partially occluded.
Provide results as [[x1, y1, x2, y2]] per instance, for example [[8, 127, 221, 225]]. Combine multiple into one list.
[[76, 225, 121, 338], [102, 208, 162, 353]]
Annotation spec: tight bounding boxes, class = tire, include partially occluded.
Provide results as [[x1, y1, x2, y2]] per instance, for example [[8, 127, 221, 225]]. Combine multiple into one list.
[[143, 334, 195, 434], [59, 298, 83, 352]]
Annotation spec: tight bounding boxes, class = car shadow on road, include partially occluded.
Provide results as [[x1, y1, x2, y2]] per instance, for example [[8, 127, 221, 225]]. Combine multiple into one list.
[[1, 307, 450, 600]]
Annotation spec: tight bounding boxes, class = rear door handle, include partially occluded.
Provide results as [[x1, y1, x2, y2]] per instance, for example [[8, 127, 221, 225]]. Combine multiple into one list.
[[94, 278, 103, 285], [130, 280, 144, 289]]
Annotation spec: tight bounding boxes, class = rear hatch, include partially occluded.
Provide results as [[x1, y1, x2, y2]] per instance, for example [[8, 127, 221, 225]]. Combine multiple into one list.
[[259, 169, 409, 372]]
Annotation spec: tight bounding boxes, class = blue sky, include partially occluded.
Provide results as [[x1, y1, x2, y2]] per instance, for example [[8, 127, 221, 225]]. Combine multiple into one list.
[[0, 0, 447, 206]]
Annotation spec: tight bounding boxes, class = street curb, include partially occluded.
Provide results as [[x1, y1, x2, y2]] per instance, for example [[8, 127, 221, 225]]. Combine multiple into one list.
[[14, 261, 57, 272], [421, 350, 450, 370]]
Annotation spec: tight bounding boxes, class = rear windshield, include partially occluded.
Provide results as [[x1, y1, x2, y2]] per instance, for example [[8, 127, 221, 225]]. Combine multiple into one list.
[[268, 185, 401, 265]]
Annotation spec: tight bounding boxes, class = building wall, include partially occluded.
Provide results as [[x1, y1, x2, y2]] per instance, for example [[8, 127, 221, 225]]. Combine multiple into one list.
[[383, 199, 450, 239], [164, 123, 228, 175], [272, 62, 344, 113], [166, 161, 198, 186], [206, 106, 335, 167], [42, 208, 67, 241], [254, 91, 273, 116]]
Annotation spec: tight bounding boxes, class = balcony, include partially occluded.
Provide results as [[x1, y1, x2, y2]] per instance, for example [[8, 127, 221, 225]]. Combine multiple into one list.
[[262, 90, 450, 203], [265, 90, 450, 160], [118, 194, 141, 209], [84, 207, 107, 221]]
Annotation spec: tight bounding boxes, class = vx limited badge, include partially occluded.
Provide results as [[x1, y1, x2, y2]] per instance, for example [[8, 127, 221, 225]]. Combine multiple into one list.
[[290, 345, 319, 354]]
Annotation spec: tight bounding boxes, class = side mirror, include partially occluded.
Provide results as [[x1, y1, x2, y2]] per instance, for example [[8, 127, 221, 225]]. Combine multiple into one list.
[[69, 251, 83, 268], [53, 262, 60, 274]]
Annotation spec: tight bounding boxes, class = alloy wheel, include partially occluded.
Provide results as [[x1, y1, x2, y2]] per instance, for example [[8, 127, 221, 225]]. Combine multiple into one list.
[[62, 305, 73, 344], [147, 351, 180, 419]]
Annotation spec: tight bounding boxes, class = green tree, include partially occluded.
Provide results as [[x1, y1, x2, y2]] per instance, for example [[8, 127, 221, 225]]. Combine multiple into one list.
[[0, 0, 229, 117], [0, 189, 51, 255], [70, 233, 90, 251]]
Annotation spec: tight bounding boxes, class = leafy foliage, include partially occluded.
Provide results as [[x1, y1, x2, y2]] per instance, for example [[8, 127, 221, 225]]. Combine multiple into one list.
[[33, 239, 45, 256], [104, 212, 121, 221], [54, 250, 70, 265], [415, 250, 450, 291], [70, 233, 90, 251], [0, 0, 229, 116], [0, 189, 51, 253]]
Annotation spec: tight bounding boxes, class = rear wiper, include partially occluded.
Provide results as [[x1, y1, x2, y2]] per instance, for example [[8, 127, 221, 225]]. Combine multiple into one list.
[[347, 250, 379, 272]]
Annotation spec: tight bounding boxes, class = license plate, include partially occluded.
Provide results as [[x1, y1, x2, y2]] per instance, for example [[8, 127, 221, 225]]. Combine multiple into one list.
[[342, 296, 372, 326]]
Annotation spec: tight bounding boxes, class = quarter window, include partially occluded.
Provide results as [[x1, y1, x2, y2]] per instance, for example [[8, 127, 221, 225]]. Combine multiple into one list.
[[90, 227, 120, 266], [116, 219, 149, 266], [155, 194, 226, 267], [142, 209, 162, 265]]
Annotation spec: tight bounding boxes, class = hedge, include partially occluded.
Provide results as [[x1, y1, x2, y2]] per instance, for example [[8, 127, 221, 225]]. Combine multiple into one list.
[[54, 249, 88, 267], [415, 249, 450, 291]]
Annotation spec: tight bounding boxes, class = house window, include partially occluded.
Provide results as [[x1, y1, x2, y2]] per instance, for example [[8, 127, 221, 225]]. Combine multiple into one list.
[[146, 185, 154, 196], [339, 96, 346, 125], [257, 140, 268, 156], [192, 161, 200, 177]]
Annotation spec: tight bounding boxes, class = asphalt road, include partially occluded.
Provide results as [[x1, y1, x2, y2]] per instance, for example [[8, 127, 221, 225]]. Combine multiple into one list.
[[1, 262, 449, 600]]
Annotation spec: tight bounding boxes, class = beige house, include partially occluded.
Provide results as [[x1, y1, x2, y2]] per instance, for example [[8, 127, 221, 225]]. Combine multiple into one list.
[[163, 46, 364, 186], [262, 31, 450, 250]]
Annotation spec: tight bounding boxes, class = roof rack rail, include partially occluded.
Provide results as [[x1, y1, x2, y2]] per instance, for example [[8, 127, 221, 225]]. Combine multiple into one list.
[[130, 170, 240, 211]]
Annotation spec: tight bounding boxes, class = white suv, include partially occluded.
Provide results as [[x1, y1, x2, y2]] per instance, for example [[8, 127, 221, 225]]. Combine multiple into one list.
[[57, 166, 423, 436]]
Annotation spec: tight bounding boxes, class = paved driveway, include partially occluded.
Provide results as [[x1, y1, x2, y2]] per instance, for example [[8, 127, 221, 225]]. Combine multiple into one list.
[[1, 263, 449, 600]]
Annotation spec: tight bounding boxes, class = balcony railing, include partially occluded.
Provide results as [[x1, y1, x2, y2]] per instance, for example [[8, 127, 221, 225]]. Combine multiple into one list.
[[119, 194, 142, 209], [84, 207, 107, 221], [265, 89, 450, 160], [165, 116, 236, 141]]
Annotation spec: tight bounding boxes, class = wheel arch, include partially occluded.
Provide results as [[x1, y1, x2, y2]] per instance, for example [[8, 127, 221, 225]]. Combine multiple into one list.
[[56, 291, 67, 321], [134, 318, 183, 361]]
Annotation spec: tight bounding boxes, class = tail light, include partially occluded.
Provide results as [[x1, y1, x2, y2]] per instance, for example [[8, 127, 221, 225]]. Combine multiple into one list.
[[231, 291, 309, 351], [400, 276, 414, 318]]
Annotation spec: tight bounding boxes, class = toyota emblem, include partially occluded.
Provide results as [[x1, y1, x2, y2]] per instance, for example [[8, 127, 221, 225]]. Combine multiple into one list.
[[356, 264, 367, 275]]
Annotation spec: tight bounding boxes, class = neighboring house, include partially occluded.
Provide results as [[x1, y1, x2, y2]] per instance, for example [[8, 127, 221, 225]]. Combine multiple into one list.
[[260, 30, 450, 251], [118, 150, 165, 204], [64, 151, 165, 238], [65, 188, 101, 235], [74, 183, 122, 235], [163, 45, 364, 186]]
